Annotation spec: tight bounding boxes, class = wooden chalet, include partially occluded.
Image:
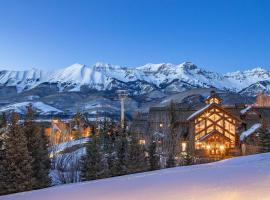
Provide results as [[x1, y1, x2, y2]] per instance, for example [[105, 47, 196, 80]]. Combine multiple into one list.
[[130, 90, 270, 165], [187, 92, 243, 158]]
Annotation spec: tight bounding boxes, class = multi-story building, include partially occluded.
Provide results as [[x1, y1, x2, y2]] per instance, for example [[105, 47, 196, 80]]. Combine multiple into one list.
[[131, 91, 270, 165]]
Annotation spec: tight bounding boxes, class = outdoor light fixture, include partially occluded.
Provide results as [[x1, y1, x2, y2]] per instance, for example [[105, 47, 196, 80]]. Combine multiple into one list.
[[159, 123, 163, 128], [182, 142, 187, 152], [206, 145, 211, 150]]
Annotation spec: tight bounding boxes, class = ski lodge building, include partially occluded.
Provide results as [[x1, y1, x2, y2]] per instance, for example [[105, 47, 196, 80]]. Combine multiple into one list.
[[131, 91, 270, 162]]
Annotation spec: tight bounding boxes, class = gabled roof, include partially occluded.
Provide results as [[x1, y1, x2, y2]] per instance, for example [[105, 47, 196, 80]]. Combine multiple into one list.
[[198, 130, 231, 142], [205, 91, 222, 104], [187, 103, 214, 121], [187, 103, 243, 122]]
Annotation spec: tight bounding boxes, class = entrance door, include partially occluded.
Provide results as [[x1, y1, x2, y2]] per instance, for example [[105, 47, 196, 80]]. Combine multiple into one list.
[[209, 142, 226, 157]]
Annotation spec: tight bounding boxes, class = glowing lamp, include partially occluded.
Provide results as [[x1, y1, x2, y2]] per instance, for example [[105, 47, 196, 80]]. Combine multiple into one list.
[[139, 139, 146, 145], [182, 142, 187, 152], [220, 145, 225, 151], [206, 145, 211, 150], [52, 119, 58, 123]]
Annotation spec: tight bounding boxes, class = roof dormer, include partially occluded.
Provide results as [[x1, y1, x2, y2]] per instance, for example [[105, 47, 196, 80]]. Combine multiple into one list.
[[205, 90, 221, 105]]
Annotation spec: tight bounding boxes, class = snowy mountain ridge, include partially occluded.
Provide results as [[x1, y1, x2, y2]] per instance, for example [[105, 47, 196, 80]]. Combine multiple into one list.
[[0, 62, 270, 95]]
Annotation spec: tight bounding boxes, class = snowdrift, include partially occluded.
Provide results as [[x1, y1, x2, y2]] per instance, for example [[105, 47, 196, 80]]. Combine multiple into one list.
[[1, 153, 270, 200]]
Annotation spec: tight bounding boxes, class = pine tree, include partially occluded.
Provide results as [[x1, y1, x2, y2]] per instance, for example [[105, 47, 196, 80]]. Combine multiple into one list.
[[99, 118, 111, 152], [24, 105, 51, 189], [0, 112, 8, 194], [112, 133, 128, 176], [166, 153, 176, 168], [167, 101, 177, 168], [0, 112, 35, 195], [0, 112, 8, 150], [148, 141, 159, 171], [0, 112, 7, 128], [80, 135, 105, 181], [98, 119, 116, 177], [104, 136, 116, 177], [257, 128, 270, 153], [127, 135, 147, 174], [73, 112, 83, 139]]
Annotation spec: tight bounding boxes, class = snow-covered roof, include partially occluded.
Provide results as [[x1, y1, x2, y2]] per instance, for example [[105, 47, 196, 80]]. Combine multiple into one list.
[[187, 103, 213, 121], [240, 123, 262, 141], [49, 137, 89, 153], [240, 106, 252, 114], [153, 131, 165, 138]]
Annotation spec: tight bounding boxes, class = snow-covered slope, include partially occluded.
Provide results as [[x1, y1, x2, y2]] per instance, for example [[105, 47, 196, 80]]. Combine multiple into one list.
[[2, 153, 270, 200], [0, 102, 63, 115], [49, 138, 88, 185], [0, 68, 49, 92], [0, 62, 269, 95]]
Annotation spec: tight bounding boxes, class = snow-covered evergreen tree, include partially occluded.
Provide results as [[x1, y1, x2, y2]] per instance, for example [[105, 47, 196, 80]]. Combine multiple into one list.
[[80, 135, 106, 181], [166, 153, 176, 168], [0, 112, 8, 150], [0, 112, 35, 195], [127, 135, 147, 173], [148, 140, 160, 171], [257, 128, 270, 153], [112, 133, 128, 176], [24, 104, 51, 189], [167, 101, 177, 168]]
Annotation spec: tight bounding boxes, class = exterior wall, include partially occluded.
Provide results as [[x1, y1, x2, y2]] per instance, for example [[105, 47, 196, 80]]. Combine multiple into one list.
[[256, 93, 270, 107], [42, 119, 94, 145], [147, 107, 196, 157]]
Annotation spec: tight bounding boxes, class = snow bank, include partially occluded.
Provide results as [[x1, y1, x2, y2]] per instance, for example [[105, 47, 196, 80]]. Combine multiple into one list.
[[2, 153, 270, 200]]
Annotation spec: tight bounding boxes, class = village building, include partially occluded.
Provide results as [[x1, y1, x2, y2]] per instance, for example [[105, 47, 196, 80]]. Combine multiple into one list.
[[44, 118, 94, 145], [130, 91, 270, 165]]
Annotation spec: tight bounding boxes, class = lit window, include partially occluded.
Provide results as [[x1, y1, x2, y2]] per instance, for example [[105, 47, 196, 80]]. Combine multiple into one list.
[[182, 142, 187, 152], [139, 139, 146, 145], [220, 145, 225, 151]]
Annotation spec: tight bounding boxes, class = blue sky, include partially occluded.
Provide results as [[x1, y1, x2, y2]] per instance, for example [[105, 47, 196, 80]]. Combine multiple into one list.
[[0, 0, 270, 72]]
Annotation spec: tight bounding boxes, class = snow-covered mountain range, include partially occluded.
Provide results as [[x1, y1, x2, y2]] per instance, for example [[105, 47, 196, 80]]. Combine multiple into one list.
[[0, 62, 269, 117], [1, 62, 269, 94]]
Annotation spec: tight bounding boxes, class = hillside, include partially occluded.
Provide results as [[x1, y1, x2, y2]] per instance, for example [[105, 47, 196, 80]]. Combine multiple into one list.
[[1, 153, 270, 200]]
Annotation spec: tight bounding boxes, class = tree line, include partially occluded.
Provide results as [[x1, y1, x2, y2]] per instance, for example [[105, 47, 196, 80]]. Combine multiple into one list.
[[80, 121, 160, 181], [0, 105, 51, 195], [1, 105, 269, 195]]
